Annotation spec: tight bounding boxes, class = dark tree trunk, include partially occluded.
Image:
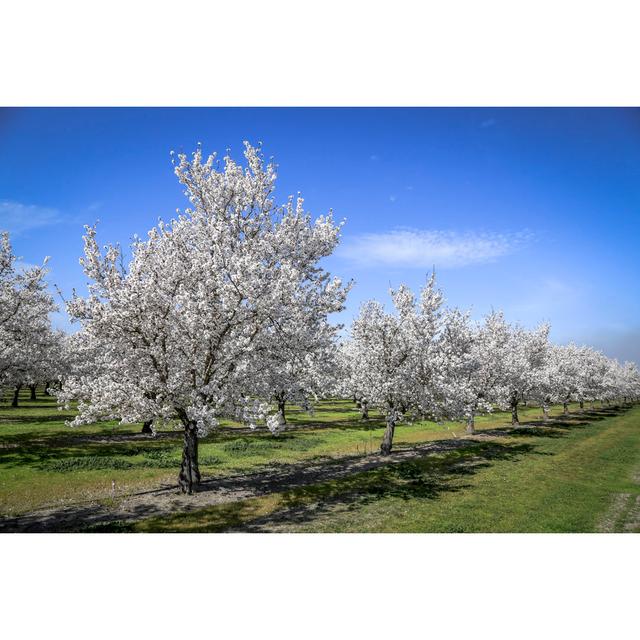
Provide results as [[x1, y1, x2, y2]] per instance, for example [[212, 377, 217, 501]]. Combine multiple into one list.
[[579, 399, 584, 412], [141, 420, 153, 434], [360, 400, 369, 420], [11, 385, 21, 408], [278, 398, 287, 424], [542, 404, 549, 422], [511, 399, 519, 425], [178, 422, 200, 494], [563, 401, 569, 416], [380, 414, 396, 455], [466, 411, 475, 434], [29, 385, 37, 401]]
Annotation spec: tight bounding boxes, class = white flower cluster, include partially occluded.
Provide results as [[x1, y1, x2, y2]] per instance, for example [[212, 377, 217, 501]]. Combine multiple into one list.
[[266, 412, 286, 436]]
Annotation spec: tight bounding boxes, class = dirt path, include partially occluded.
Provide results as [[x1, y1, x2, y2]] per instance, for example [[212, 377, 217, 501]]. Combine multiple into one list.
[[0, 437, 480, 532], [597, 467, 640, 533]]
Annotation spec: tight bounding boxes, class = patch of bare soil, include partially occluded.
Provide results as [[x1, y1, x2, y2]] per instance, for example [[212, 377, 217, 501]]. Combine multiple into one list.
[[597, 463, 640, 533], [596, 493, 632, 532], [622, 495, 640, 532]]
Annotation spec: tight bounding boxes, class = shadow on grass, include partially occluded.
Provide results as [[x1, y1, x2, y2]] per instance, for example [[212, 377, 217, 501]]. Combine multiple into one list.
[[0, 412, 77, 424], [0, 427, 328, 472], [3, 439, 539, 533], [235, 440, 540, 532], [86, 440, 541, 533], [84, 500, 269, 533], [0, 434, 182, 470], [479, 407, 626, 440]]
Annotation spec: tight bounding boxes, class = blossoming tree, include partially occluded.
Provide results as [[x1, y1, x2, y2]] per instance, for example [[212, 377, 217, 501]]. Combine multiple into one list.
[[346, 275, 444, 454], [435, 309, 512, 433], [58, 143, 349, 493], [0, 232, 58, 405]]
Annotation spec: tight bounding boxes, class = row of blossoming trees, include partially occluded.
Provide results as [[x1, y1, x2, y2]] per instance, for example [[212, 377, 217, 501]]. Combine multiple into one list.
[[2, 143, 639, 493], [341, 277, 640, 454]]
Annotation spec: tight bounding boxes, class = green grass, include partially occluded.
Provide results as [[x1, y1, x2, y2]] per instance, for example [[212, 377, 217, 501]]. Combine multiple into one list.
[[2, 387, 638, 533], [282, 406, 640, 532]]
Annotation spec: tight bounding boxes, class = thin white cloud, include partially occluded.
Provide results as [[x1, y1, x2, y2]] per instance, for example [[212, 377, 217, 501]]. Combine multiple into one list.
[[338, 228, 532, 269], [0, 200, 62, 235], [85, 201, 103, 212]]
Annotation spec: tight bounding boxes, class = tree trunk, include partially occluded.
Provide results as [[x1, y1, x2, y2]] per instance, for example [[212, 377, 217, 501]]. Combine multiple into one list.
[[141, 420, 153, 434], [542, 404, 549, 422], [360, 400, 369, 421], [563, 401, 569, 416], [511, 399, 519, 425], [579, 399, 584, 413], [11, 385, 21, 408], [380, 415, 396, 455], [178, 422, 201, 494], [278, 398, 287, 424], [466, 411, 475, 434], [29, 384, 37, 401]]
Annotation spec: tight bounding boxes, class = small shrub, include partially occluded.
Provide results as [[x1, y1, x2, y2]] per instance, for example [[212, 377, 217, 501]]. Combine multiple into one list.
[[45, 456, 134, 472], [138, 449, 181, 468], [222, 437, 260, 453], [278, 437, 322, 452], [221, 436, 321, 456]]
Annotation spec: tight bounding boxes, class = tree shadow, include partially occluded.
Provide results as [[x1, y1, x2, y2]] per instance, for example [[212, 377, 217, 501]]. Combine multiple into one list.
[[478, 406, 628, 441], [236, 440, 541, 531], [0, 412, 77, 424], [117, 440, 540, 533], [0, 439, 540, 532], [0, 434, 180, 470]]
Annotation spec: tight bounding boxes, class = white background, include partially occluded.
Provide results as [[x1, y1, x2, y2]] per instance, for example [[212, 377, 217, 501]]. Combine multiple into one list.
[[2, 1, 639, 638]]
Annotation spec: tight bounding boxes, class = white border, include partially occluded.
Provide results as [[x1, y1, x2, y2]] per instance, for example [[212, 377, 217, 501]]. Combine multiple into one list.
[[2, 1, 640, 106], [1, 534, 639, 639]]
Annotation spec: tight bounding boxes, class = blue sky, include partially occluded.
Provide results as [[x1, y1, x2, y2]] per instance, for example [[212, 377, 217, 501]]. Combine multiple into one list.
[[1, 107, 639, 363]]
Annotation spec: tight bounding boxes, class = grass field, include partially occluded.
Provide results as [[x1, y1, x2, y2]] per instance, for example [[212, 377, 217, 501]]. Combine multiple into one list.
[[1, 388, 638, 532]]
